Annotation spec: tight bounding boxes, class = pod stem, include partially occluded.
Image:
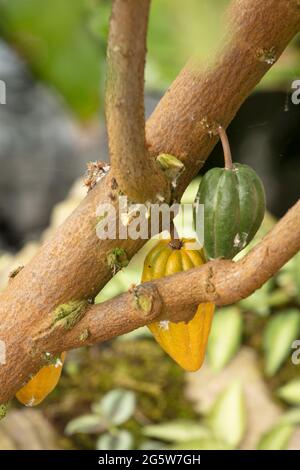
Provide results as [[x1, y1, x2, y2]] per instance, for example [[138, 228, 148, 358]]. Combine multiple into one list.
[[217, 126, 233, 170], [169, 220, 183, 250]]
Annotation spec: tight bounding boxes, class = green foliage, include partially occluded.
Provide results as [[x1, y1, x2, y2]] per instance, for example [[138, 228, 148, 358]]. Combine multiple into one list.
[[96, 430, 133, 451], [143, 420, 211, 443], [1, 0, 299, 120], [207, 307, 243, 371], [263, 309, 300, 376], [92, 389, 136, 425], [277, 252, 300, 303], [54, 339, 197, 449], [257, 424, 294, 450], [149, 0, 300, 90], [205, 381, 247, 448], [106, 248, 129, 274], [55, 237, 300, 450], [0, 0, 108, 119], [239, 279, 276, 317], [147, 0, 228, 89], [279, 408, 300, 426], [58, 186, 300, 450], [277, 378, 300, 405], [65, 414, 105, 435], [140, 381, 247, 450], [65, 388, 136, 450], [0, 0, 299, 451], [169, 438, 230, 451]]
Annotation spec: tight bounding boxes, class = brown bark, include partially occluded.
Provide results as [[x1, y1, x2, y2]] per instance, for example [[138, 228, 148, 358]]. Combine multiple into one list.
[[147, 0, 300, 196], [34, 199, 300, 353], [106, 0, 169, 202], [0, 0, 300, 402]]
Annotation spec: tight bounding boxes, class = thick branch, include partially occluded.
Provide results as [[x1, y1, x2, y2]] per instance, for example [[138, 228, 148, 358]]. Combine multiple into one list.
[[147, 0, 300, 196], [0, 0, 300, 402], [106, 0, 168, 202], [35, 199, 300, 354]]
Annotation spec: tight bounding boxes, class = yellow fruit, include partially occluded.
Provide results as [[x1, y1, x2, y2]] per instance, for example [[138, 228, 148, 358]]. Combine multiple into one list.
[[142, 239, 214, 372], [16, 353, 66, 406]]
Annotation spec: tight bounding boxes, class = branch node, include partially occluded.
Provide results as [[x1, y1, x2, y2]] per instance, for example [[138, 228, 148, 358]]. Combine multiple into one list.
[[157, 154, 185, 180], [256, 46, 277, 65], [0, 403, 8, 421], [79, 329, 90, 342], [131, 285, 162, 320], [52, 299, 89, 331], [84, 161, 110, 192], [106, 248, 129, 275]]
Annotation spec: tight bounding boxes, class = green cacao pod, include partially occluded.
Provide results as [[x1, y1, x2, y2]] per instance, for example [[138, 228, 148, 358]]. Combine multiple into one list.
[[194, 163, 266, 260]]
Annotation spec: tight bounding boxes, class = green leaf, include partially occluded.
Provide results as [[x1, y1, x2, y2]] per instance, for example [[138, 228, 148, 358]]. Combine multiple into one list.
[[96, 430, 133, 451], [263, 309, 300, 376], [257, 424, 294, 450], [169, 439, 231, 450], [236, 213, 279, 316], [207, 307, 243, 371], [277, 378, 300, 405], [279, 408, 300, 426], [236, 212, 276, 257], [65, 414, 105, 435], [239, 279, 274, 316], [98, 389, 136, 425], [277, 252, 300, 302], [206, 381, 247, 448], [143, 420, 211, 443]]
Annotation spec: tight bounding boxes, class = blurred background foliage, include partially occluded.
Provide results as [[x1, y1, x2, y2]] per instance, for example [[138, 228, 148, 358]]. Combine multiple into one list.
[[1, 0, 300, 119], [0, 0, 299, 451], [0, 179, 299, 451]]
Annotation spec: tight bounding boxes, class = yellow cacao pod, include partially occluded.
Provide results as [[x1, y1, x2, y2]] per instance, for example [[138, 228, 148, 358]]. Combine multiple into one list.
[[142, 239, 215, 371], [16, 353, 66, 406]]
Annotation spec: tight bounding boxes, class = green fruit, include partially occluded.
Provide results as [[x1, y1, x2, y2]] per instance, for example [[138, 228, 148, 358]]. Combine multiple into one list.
[[194, 163, 266, 260]]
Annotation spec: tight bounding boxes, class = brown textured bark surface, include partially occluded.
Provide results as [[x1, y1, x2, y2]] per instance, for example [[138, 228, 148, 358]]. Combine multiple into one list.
[[147, 0, 300, 195], [32, 200, 300, 353], [106, 0, 169, 202], [0, 0, 300, 402]]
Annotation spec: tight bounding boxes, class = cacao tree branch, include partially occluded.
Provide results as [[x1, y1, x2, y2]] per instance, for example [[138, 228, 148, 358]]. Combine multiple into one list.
[[35, 199, 300, 353], [106, 0, 169, 202], [147, 0, 300, 196], [0, 0, 300, 402]]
